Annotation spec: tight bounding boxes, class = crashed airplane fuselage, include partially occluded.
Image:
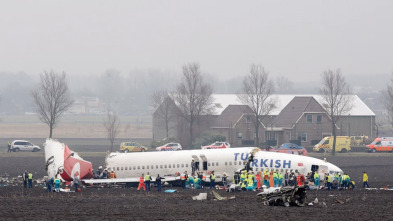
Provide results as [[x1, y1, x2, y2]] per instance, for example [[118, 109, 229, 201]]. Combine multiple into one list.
[[45, 139, 94, 181]]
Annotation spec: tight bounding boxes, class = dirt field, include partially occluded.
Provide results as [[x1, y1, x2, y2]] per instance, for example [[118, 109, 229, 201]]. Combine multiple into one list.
[[0, 150, 392, 220]]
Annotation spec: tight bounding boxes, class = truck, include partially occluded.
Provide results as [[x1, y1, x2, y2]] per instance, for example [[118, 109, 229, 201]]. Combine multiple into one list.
[[366, 137, 393, 153], [313, 136, 351, 153]]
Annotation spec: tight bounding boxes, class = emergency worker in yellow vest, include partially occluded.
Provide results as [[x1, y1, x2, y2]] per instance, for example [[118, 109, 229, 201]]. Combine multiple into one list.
[[145, 172, 151, 191], [278, 172, 283, 187], [209, 171, 216, 189], [273, 171, 279, 187], [263, 169, 269, 187], [240, 171, 247, 182], [363, 171, 370, 188], [326, 173, 332, 190], [314, 171, 320, 187], [28, 172, 33, 188], [246, 177, 255, 191]]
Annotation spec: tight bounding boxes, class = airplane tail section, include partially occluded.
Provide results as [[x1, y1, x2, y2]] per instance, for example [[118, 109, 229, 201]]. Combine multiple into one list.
[[44, 139, 94, 181]]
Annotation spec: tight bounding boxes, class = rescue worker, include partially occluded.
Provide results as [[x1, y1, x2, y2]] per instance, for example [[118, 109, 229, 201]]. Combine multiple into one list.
[[269, 171, 274, 187], [191, 160, 196, 176], [289, 172, 296, 186], [233, 170, 240, 184], [222, 173, 228, 187], [109, 170, 117, 179], [46, 177, 54, 192], [188, 175, 195, 188], [240, 170, 247, 182], [23, 170, 28, 188], [278, 172, 283, 187], [314, 171, 320, 188], [284, 171, 289, 186], [137, 174, 146, 190], [54, 176, 61, 192], [344, 174, 351, 189], [240, 180, 247, 191], [247, 177, 255, 191], [73, 176, 80, 192], [348, 180, 355, 190], [7, 141, 11, 152], [102, 169, 109, 179], [296, 174, 301, 186], [198, 172, 204, 189], [263, 169, 269, 187], [96, 166, 103, 178], [28, 171, 33, 188], [342, 173, 348, 189], [156, 174, 163, 192], [181, 171, 188, 189], [326, 173, 332, 190], [363, 171, 370, 188], [256, 171, 262, 190], [194, 176, 201, 189], [273, 171, 279, 187], [209, 171, 216, 189], [145, 172, 151, 191]]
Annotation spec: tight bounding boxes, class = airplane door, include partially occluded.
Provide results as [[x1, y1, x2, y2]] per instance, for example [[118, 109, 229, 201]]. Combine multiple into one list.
[[192, 155, 200, 171], [200, 154, 208, 171]]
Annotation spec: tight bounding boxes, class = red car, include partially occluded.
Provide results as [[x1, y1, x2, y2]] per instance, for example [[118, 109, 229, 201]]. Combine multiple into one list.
[[201, 142, 230, 149]]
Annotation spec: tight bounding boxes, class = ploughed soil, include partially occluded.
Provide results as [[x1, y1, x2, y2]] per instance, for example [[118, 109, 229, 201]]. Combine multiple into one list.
[[0, 153, 392, 220]]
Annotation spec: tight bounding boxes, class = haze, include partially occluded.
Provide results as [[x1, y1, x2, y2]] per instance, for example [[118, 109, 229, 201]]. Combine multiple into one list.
[[1, 1, 392, 82]]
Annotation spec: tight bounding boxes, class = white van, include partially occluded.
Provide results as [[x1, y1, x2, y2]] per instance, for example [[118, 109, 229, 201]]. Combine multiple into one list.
[[11, 140, 41, 152]]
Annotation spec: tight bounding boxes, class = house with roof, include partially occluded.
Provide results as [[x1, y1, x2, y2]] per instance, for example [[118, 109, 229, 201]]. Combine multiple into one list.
[[152, 94, 375, 147]]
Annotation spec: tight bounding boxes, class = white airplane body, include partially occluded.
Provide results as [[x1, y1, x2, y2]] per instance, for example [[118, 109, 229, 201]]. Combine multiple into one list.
[[44, 139, 343, 185], [94, 147, 342, 183]]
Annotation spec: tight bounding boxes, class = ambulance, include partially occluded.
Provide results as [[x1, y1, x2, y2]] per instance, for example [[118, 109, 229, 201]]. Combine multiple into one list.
[[313, 136, 351, 153], [366, 137, 393, 153]]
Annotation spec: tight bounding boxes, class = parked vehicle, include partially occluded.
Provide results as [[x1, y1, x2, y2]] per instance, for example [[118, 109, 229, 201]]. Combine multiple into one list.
[[266, 143, 308, 156], [366, 137, 393, 153], [313, 136, 351, 153], [201, 141, 230, 149], [11, 140, 41, 152], [350, 135, 368, 146], [156, 143, 182, 151], [120, 142, 148, 153]]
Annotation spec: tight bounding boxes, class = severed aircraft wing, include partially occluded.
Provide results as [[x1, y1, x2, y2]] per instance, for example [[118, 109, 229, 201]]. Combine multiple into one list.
[[82, 176, 180, 184]]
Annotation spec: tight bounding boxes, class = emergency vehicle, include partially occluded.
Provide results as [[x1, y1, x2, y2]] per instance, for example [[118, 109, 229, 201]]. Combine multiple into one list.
[[313, 136, 351, 153], [366, 137, 393, 153]]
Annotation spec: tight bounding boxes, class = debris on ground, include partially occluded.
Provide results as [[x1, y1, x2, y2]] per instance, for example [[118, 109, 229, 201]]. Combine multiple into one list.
[[257, 186, 307, 207], [211, 191, 235, 201], [192, 193, 207, 200]]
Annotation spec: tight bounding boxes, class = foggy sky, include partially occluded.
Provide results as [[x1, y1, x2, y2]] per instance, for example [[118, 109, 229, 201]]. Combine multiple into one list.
[[1, 1, 392, 83]]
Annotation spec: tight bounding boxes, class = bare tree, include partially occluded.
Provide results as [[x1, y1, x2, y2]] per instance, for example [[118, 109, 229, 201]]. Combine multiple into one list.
[[173, 63, 214, 148], [237, 64, 276, 147], [320, 69, 352, 155], [31, 71, 74, 138], [382, 73, 393, 129], [104, 111, 119, 152], [151, 89, 177, 140]]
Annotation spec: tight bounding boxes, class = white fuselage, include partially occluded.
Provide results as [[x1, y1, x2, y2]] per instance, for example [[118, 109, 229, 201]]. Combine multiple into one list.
[[105, 147, 343, 181]]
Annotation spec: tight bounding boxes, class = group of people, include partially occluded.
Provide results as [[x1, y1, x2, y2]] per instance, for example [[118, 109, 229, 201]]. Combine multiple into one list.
[[137, 172, 165, 192], [22, 170, 34, 188], [94, 166, 117, 179]]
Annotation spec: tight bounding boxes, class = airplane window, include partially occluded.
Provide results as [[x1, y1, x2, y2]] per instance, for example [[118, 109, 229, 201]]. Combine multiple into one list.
[[281, 169, 283, 173], [117, 167, 119, 171], [173, 164, 175, 168], [181, 164, 184, 167], [169, 164, 171, 168], [137, 166, 140, 170], [165, 165, 167, 168], [147, 166, 149, 169], [151, 165, 154, 169], [229, 162, 232, 166], [143, 166, 146, 169], [121, 167, 123, 171], [234, 162, 237, 165], [125, 167, 127, 170], [160, 165, 163, 169], [177, 164, 180, 168], [216, 162, 219, 166], [243, 162, 246, 165], [133, 166, 136, 170], [211, 162, 214, 166], [225, 162, 227, 166], [295, 169, 298, 173], [156, 165, 158, 169], [208, 163, 211, 166], [186, 164, 188, 167]]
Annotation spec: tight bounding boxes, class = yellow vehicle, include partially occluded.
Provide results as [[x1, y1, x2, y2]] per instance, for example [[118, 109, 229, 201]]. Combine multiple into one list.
[[120, 142, 148, 153], [350, 136, 368, 146], [313, 136, 351, 153]]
